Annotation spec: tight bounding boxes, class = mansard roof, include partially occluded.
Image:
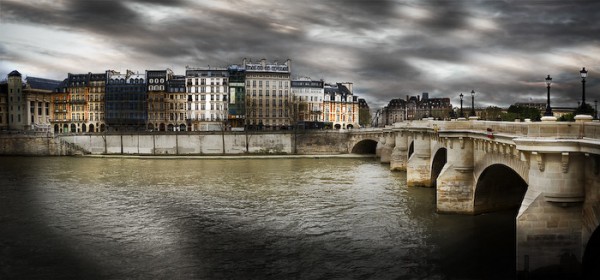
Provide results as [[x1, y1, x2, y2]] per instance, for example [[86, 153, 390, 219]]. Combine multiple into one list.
[[26, 77, 62, 91]]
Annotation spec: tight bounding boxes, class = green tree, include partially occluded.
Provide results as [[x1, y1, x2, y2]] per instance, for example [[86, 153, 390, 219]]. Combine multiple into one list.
[[359, 108, 372, 127], [507, 105, 542, 121], [574, 103, 595, 115], [481, 106, 503, 121], [557, 113, 575, 122]]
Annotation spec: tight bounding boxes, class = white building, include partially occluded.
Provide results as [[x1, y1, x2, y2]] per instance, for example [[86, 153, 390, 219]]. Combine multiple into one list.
[[185, 67, 229, 131], [291, 77, 324, 123]]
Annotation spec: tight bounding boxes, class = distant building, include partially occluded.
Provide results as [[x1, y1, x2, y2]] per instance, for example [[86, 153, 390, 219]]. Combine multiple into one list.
[[323, 82, 359, 129], [243, 58, 292, 129], [291, 77, 324, 123], [1, 70, 60, 132], [514, 102, 546, 112], [146, 69, 171, 131], [56, 72, 107, 133], [227, 65, 246, 128], [166, 74, 186, 131], [105, 70, 147, 131], [185, 67, 229, 131], [0, 81, 7, 130], [381, 98, 407, 126], [380, 93, 453, 126]]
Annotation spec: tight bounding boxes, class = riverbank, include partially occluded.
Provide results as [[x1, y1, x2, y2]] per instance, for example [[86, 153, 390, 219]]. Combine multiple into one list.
[[84, 153, 375, 160]]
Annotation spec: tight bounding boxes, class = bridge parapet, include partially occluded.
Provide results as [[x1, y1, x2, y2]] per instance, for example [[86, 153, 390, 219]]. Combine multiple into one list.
[[390, 120, 600, 139]]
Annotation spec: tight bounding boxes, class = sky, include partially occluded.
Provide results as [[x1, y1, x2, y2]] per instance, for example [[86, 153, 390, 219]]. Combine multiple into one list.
[[1, 0, 599, 110]]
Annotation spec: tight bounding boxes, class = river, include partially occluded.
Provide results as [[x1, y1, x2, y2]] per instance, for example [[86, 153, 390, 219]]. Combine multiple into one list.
[[0, 156, 516, 279]]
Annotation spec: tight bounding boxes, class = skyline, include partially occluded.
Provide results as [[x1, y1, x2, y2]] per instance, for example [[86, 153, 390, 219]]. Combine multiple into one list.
[[1, 0, 600, 109]]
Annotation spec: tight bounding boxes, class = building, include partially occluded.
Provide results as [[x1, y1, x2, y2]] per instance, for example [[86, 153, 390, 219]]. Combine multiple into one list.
[[380, 93, 453, 126], [185, 67, 229, 131], [166, 74, 186, 131], [0, 79, 9, 131], [291, 77, 324, 124], [1, 71, 60, 132], [227, 65, 246, 128], [57, 72, 107, 133], [323, 82, 359, 129], [105, 70, 147, 131], [243, 58, 292, 130], [382, 98, 407, 126], [146, 69, 171, 131]]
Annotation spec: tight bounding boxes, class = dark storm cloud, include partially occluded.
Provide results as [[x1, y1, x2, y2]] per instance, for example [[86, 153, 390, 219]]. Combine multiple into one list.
[[2, 0, 600, 109]]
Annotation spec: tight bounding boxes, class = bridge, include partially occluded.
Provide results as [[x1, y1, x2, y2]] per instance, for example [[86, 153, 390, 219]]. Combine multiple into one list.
[[349, 119, 600, 278]]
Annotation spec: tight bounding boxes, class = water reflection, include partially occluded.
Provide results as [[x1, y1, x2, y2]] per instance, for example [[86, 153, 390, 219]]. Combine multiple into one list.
[[0, 157, 515, 279]]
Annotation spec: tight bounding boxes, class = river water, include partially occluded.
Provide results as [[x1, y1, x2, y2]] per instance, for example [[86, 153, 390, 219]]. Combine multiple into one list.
[[0, 157, 516, 279]]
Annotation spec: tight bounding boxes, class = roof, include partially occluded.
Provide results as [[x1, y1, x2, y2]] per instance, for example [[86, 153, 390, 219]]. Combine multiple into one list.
[[8, 70, 21, 77], [26, 77, 62, 91]]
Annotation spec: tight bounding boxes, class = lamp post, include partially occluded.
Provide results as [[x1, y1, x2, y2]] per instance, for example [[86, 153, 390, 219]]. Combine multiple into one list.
[[544, 75, 553, 116], [470, 90, 476, 117], [459, 93, 464, 118], [580, 67, 588, 109], [595, 100, 598, 120]]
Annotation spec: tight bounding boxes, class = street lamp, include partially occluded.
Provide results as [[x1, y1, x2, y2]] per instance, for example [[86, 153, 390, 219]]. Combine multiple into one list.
[[459, 93, 464, 118], [595, 100, 598, 120], [580, 67, 588, 109], [470, 90, 476, 117], [544, 75, 553, 116]]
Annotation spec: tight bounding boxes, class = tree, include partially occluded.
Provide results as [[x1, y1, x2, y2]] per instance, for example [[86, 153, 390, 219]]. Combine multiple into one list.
[[285, 96, 307, 154], [481, 106, 503, 121], [557, 113, 575, 122], [574, 103, 595, 115], [507, 105, 541, 121], [359, 108, 372, 127]]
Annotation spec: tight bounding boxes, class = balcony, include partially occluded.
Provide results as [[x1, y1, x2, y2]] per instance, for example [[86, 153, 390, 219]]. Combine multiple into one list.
[[70, 99, 87, 104]]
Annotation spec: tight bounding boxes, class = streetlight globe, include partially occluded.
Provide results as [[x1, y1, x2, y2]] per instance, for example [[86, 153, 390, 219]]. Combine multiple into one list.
[[459, 93, 463, 100], [471, 90, 475, 96], [580, 67, 588, 79], [545, 75, 552, 86]]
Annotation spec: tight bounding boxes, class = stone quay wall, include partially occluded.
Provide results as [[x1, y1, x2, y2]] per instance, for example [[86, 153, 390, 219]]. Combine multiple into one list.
[[0, 131, 352, 156]]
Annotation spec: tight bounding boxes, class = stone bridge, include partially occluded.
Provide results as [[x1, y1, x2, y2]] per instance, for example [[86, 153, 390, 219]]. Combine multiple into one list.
[[349, 120, 600, 278]]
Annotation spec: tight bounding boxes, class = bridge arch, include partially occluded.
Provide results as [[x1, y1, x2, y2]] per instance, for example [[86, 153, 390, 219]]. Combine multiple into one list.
[[351, 139, 378, 154], [474, 163, 528, 214], [408, 140, 415, 159], [430, 147, 447, 187]]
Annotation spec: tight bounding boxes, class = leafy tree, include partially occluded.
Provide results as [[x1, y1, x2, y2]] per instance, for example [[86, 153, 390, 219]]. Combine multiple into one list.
[[557, 113, 575, 122], [481, 106, 503, 121], [507, 105, 541, 121], [574, 103, 595, 115], [359, 108, 372, 127]]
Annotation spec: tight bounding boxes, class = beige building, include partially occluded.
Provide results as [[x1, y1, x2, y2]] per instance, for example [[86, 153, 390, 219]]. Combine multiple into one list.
[[146, 69, 171, 131], [323, 82, 359, 129], [2, 70, 59, 132], [243, 58, 292, 129]]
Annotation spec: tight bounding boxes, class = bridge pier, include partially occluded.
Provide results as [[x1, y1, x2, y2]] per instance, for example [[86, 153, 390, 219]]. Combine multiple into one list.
[[516, 152, 585, 277], [379, 131, 394, 164], [407, 132, 433, 187], [390, 131, 408, 171], [436, 137, 475, 214]]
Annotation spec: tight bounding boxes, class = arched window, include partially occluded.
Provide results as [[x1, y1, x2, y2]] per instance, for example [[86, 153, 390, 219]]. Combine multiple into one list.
[[140, 79, 144, 84]]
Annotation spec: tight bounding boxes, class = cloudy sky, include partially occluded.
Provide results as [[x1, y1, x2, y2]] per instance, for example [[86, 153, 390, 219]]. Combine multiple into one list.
[[1, 0, 599, 109]]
